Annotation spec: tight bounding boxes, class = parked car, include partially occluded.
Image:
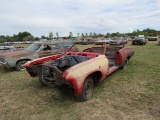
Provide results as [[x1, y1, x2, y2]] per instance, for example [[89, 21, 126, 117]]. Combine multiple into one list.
[[81, 40, 94, 45], [0, 42, 78, 71], [148, 36, 158, 41], [132, 37, 148, 45], [109, 37, 128, 45], [95, 38, 112, 45], [0, 44, 14, 49], [0, 44, 25, 53], [24, 42, 134, 101]]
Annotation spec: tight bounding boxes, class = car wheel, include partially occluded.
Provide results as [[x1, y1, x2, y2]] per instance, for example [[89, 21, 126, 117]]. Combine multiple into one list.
[[39, 64, 56, 88], [121, 59, 128, 70], [16, 60, 27, 71], [77, 77, 94, 102], [39, 79, 48, 86]]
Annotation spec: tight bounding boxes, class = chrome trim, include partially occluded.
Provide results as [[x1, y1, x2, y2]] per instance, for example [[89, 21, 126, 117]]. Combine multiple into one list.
[[0, 61, 7, 64]]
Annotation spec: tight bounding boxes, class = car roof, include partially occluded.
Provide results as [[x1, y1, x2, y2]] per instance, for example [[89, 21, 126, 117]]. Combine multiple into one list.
[[33, 41, 72, 45]]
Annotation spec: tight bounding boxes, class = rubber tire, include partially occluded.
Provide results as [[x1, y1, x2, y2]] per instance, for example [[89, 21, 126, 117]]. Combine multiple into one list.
[[16, 60, 27, 71], [77, 77, 94, 102], [121, 59, 128, 70], [39, 78, 47, 86]]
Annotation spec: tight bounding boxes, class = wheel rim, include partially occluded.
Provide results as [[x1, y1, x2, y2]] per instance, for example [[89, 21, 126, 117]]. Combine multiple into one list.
[[19, 61, 26, 70], [85, 82, 93, 99]]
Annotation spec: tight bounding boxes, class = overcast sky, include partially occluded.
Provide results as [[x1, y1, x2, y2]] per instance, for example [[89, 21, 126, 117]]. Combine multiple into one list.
[[0, 0, 160, 37]]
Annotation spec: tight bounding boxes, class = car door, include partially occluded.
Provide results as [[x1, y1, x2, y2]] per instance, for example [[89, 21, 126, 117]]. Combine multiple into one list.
[[50, 44, 65, 55], [38, 44, 53, 58]]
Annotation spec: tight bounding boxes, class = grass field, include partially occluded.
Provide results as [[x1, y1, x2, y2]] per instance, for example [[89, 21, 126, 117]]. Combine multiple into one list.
[[0, 41, 160, 120]]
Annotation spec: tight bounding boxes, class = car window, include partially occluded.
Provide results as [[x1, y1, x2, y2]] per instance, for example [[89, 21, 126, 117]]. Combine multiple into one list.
[[26, 44, 41, 51], [52, 44, 60, 49], [112, 37, 118, 40], [43, 45, 51, 51]]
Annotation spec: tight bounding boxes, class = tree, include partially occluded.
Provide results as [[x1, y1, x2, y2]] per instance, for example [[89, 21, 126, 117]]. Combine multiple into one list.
[[81, 33, 84, 37], [85, 33, 88, 37], [106, 33, 111, 37], [89, 32, 92, 37], [12, 34, 18, 41], [23, 35, 35, 41], [0, 35, 6, 43], [5, 35, 12, 42], [49, 32, 53, 40], [116, 32, 120, 37], [69, 32, 73, 38], [77, 33, 80, 37], [41, 35, 48, 39], [17, 31, 32, 41], [35, 37, 39, 40], [93, 32, 97, 38], [56, 32, 59, 38]]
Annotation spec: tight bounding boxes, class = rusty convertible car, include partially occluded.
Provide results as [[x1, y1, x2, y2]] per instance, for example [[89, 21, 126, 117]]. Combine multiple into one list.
[[0, 42, 78, 71], [23, 42, 135, 101]]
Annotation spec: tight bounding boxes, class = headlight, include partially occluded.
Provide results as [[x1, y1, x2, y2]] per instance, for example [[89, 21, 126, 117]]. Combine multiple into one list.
[[0, 57, 6, 64]]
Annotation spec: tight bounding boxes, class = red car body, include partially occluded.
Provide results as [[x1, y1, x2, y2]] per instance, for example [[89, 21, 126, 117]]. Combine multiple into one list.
[[24, 42, 134, 101]]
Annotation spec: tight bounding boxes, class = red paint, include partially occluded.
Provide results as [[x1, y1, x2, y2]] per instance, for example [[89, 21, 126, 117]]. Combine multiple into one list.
[[24, 54, 63, 67]]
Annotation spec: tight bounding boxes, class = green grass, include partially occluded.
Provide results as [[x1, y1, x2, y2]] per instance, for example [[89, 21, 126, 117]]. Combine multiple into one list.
[[0, 41, 160, 120], [13, 44, 30, 48]]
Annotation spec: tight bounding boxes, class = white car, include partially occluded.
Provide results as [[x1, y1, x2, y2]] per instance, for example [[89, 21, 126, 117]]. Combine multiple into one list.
[[95, 38, 112, 44]]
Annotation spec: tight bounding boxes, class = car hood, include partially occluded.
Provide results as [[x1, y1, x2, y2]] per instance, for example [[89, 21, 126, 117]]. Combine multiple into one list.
[[0, 50, 36, 58]]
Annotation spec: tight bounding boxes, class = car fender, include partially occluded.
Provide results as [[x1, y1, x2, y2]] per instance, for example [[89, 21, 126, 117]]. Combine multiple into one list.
[[6, 53, 39, 68], [62, 55, 109, 95], [118, 48, 135, 66]]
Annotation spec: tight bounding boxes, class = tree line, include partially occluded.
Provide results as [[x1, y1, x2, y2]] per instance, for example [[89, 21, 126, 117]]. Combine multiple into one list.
[[0, 28, 160, 43]]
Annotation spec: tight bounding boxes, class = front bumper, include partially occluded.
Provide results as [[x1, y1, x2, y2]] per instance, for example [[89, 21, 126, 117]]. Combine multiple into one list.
[[132, 41, 144, 44], [0, 58, 17, 69], [0, 61, 10, 68]]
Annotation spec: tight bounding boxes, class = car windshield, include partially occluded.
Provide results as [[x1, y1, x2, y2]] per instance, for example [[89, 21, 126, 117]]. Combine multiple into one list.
[[106, 38, 111, 40], [112, 37, 120, 40], [26, 43, 41, 51], [113, 37, 123, 40], [99, 38, 110, 41]]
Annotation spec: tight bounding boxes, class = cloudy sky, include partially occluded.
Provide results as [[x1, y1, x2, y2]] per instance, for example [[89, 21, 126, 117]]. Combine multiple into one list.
[[0, 0, 160, 37]]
